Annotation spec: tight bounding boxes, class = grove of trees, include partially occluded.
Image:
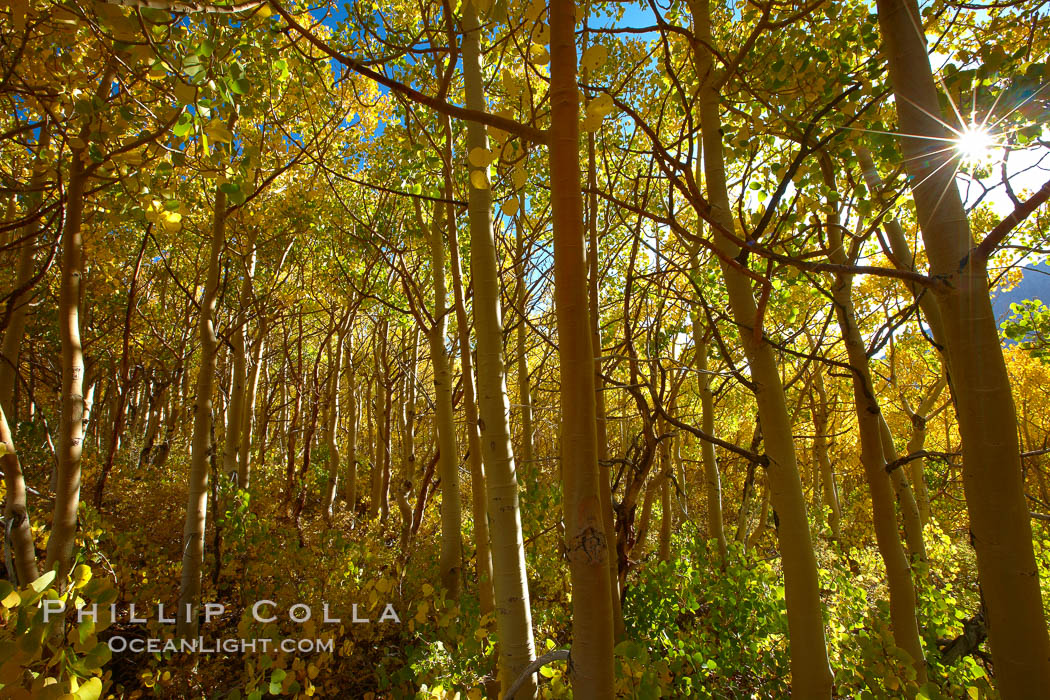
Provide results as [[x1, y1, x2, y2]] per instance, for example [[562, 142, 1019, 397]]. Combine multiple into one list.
[[1, 0, 1049, 697]]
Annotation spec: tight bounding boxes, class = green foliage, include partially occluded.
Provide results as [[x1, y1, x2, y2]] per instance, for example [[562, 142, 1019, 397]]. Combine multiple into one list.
[[1001, 299, 1050, 360], [622, 529, 790, 697], [0, 566, 115, 699]]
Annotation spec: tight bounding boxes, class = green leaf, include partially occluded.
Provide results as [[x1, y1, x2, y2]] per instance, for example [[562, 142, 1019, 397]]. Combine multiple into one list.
[[28, 570, 55, 594], [76, 677, 103, 700]]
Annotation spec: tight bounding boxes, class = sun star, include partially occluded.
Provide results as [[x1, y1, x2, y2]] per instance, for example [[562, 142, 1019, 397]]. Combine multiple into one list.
[[955, 122, 994, 164]]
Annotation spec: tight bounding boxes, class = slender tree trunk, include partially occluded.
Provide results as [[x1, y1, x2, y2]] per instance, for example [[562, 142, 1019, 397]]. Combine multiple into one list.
[[239, 320, 266, 490], [0, 125, 50, 584], [368, 362, 382, 521], [831, 272, 927, 682], [693, 325, 728, 560], [585, 85, 624, 640], [462, 2, 537, 694], [878, 416, 927, 564], [877, 1, 1050, 691], [689, 2, 832, 693], [549, 0, 615, 693], [812, 370, 842, 543], [324, 319, 348, 521], [341, 334, 358, 509], [514, 217, 536, 474], [395, 330, 419, 549], [658, 441, 672, 563], [224, 238, 258, 483], [446, 167, 497, 636], [176, 186, 226, 637], [428, 179, 463, 597], [46, 152, 90, 579]]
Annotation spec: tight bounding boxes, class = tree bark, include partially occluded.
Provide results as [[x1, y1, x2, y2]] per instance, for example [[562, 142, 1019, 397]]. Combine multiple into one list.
[[46, 152, 89, 579], [549, 0, 616, 693], [688, 1, 833, 693], [176, 186, 226, 637], [428, 175, 463, 597], [877, 0, 1050, 691], [462, 2, 537, 694], [0, 124, 50, 584]]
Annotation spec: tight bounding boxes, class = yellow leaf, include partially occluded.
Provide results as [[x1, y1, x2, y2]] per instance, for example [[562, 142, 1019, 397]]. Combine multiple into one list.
[[173, 82, 196, 105], [533, 23, 550, 45], [205, 122, 233, 144], [525, 0, 545, 23], [581, 114, 603, 132], [581, 45, 608, 73], [161, 211, 182, 233], [513, 167, 527, 189], [1, 588, 20, 608], [72, 564, 92, 590], [501, 199, 520, 217], [587, 93, 614, 118], [467, 147, 492, 168], [421, 583, 434, 596], [529, 46, 549, 65], [470, 171, 489, 190]]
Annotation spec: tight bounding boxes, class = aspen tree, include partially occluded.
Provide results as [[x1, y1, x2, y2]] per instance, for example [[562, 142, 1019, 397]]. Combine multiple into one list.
[[341, 334, 358, 509], [461, 1, 537, 694], [177, 184, 226, 638], [239, 321, 267, 489], [687, 1, 833, 693], [826, 210, 926, 683], [46, 150, 90, 579], [0, 124, 49, 584], [811, 369, 842, 543], [549, 0, 616, 693], [691, 313, 728, 560], [877, 0, 1050, 691], [446, 165, 497, 626], [223, 233, 259, 483], [323, 319, 348, 520], [426, 163, 463, 596]]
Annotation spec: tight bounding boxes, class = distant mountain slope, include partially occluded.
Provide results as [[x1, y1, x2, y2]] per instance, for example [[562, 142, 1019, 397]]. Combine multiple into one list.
[[993, 261, 1050, 321]]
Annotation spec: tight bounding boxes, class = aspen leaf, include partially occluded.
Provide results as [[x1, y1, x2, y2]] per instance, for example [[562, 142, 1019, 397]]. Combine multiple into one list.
[[0, 582, 19, 608], [587, 93, 614, 118], [470, 170, 489, 190], [205, 122, 233, 144], [512, 167, 527, 189], [72, 564, 92, 589], [256, 3, 273, 18], [502, 71, 521, 97], [173, 82, 196, 105], [525, 0, 545, 23], [75, 678, 102, 700], [28, 570, 56, 593], [501, 198, 519, 216], [581, 113, 603, 132], [467, 147, 492, 168], [529, 46, 550, 65], [580, 45, 608, 72], [533, 22, 550, 45], [161, 211, 182, 232]]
